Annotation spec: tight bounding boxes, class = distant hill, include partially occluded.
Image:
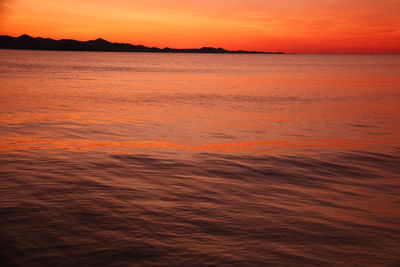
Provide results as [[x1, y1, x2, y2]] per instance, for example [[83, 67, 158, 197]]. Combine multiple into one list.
[[0, 34, 284, 54]]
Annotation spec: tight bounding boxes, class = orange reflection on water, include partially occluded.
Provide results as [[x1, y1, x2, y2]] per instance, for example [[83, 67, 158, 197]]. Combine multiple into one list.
[[1, 52, 399, 156], [1, 134, 399, 154]]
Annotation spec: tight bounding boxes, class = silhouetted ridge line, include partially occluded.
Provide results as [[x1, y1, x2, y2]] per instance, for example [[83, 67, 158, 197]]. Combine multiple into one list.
[[0, 34, 285, 54]]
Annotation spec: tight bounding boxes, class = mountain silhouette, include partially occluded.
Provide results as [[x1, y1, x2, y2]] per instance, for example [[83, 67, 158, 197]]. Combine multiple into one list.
[[0, 34, 284, 54]]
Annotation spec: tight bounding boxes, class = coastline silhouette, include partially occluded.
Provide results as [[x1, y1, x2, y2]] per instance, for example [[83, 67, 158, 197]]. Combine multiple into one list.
[[0, 34, 284, 54]]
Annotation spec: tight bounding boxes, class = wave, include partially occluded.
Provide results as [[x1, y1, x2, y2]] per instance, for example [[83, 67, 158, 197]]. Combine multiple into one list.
[[0, 149, 399, 266]]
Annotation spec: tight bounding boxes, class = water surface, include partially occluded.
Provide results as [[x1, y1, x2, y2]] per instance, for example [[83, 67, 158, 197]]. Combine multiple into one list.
[[0, 50, 399, 266]]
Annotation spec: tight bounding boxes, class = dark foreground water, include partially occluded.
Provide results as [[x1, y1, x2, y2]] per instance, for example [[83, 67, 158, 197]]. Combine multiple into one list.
[[0, 50, 399, 266]]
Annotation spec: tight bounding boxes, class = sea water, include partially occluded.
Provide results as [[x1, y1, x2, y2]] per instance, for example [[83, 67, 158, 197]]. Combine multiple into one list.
[[0, 50, 399, 266]]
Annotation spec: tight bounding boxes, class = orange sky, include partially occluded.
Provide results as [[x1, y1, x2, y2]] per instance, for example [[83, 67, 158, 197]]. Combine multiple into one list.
[[1, 0, 400, 53]]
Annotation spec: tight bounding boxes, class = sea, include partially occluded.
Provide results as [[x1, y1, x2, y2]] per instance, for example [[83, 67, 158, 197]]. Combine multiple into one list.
[[0, 50, 399, 266]]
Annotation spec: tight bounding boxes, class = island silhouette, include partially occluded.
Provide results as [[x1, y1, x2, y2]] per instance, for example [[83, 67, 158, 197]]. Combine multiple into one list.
[[0, 34, 284, 54]]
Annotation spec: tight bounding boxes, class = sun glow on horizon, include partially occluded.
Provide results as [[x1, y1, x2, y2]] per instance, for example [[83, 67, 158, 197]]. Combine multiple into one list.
[[1, 0, 400, 54]]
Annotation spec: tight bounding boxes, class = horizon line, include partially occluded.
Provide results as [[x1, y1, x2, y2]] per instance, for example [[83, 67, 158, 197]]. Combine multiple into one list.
[[2, 34, 400, 55]]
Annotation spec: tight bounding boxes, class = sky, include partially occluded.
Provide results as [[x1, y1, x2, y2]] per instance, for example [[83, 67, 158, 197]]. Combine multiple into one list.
[[1, 0, 400, 53]]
